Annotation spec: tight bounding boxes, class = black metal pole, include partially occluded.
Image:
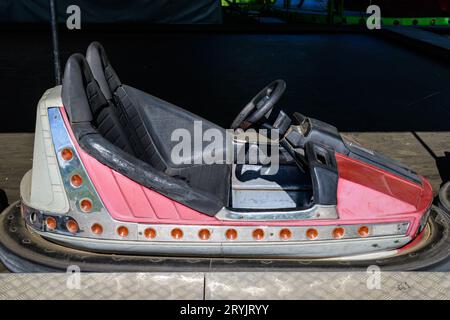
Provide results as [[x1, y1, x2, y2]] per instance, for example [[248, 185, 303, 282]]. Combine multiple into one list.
[[49, 0, 61, 85]]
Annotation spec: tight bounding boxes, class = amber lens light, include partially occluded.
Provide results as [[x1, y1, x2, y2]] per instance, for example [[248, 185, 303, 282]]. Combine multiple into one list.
[[61, 148, 74, 161], [80, 199, 93, 213], [91, 223, 103, 235], [198, 229, 211, 240], [171, 228, 183, 239], [279, 228, 292, 240], [358, 226, 369, 238], [306, 228, 318, 240], [144, 228, 156, 239], [332, 227, 345, 239], [117, 226, 129, 237], [45, 217, 57, 230], [66, 220, 79, 233], [70, 174, 83, 188], [225, 229, 238, 240], [252, 228, 265, 240]]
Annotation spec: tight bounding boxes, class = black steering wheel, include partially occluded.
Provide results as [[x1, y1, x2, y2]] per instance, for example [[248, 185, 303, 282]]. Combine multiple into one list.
[[231, 79, 286, 130]]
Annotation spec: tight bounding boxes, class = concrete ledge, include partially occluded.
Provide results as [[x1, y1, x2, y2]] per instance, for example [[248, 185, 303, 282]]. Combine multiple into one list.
[[383, 26, 450, 61], [385, 26, 450, 51]]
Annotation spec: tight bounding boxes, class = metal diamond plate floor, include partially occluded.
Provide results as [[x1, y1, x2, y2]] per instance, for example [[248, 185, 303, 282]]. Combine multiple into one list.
[[0, 273, 204, 300], [0, 272, 450, 300], [205, 272, 450, 300]]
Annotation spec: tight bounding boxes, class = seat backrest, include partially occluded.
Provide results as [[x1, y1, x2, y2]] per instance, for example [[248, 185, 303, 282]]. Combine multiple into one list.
[[85, 42, 122, 101], [61, 53, 135, 155], [86, 42, 167, 169]]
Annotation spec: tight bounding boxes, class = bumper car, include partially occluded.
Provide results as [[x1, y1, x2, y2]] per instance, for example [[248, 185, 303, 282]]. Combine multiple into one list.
[[1, 42, 450, 272]]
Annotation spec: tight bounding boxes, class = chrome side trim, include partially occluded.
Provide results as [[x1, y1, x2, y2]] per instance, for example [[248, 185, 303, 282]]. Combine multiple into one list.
[[23, 199, 410, 245], [23, 199, 410, 243], [34, 229, 411, 258]]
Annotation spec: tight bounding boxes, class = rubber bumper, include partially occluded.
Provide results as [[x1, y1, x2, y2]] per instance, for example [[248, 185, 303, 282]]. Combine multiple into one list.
[[1, 201, 450, 272], [439, 181, 450, 216], [0, 189, 8, 212]]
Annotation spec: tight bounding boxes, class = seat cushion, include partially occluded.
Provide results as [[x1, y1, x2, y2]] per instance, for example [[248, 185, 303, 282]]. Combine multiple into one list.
[[167, 164, 231, 207], [114, 85, 231, 206]]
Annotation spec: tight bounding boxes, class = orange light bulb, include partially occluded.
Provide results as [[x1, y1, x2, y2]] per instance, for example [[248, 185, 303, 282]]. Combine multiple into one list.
[[80, 199, 93, 213], [279, 228, 292, 240], [171, 228, 183, 239], [144, 228, 156, 239], [306, 228, 318, 240], [198, 229, 211, 240], [91, 223, 103, 235], [61, 148, 74, 161], [66, 220, 79, 233], [332, 227, 345, 239], [70, 174, 83, 188], [252, 228, 265, 240], [45, 216, 57, 230], [225, 229, 238, 240], [358, 226, 369, 238], [117, 226, 129, 237]]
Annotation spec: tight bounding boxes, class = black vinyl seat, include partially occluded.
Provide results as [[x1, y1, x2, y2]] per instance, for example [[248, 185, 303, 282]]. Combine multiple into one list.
[[85, 42, 230, 205], [61, 45, 230, 215]]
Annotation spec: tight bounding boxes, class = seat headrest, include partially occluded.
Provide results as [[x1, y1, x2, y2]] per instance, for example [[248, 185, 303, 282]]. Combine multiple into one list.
[[86, 42, 122, 100], [61, 53, 109, 123]]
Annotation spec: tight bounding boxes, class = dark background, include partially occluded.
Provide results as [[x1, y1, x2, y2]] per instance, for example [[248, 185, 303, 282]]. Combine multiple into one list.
[[0, 0, 222, 23], [2, 26, 450, 133]]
